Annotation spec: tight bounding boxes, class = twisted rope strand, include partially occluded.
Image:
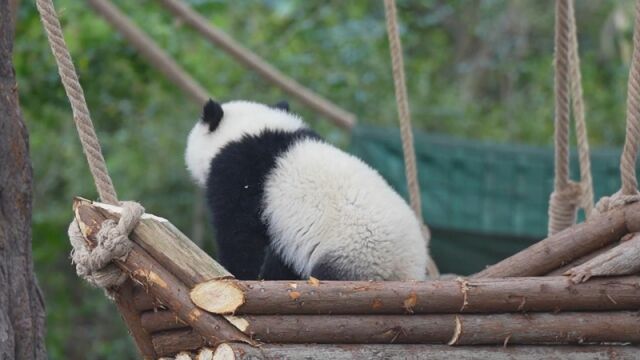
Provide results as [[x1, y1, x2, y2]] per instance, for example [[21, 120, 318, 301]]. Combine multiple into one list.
[[568, 0, 594, 218], [383, 0, 438, 277], [548, 0, 579, 235], [383, 0, 422, 220], [621, 0, 640, 196], [36, 0, 118, 204]]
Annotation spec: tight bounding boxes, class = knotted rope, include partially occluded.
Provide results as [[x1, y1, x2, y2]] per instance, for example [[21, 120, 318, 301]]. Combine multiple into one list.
[[594, 0, 640, 214], [383, 0, 439, 277], [36, 0, 118, 205], [35, 0, 146, 289], [548, 0, 594, 234], [69, 202, 144, 289]]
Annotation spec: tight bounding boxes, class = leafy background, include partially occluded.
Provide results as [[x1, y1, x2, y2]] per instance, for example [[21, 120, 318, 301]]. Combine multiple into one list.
[[12, 0, 635, 358]]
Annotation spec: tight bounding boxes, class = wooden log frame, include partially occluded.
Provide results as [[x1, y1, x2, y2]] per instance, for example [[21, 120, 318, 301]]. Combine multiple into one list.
[[146, 312, 640, 346], [71, 199, 640, 357], [188, 276, 640, 315], [212, 343, 640, 360], [72, 199, 252, 347]]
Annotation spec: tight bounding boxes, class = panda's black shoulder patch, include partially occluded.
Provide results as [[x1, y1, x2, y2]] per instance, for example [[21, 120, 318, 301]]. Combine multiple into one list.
[[202, 99, 223, 132]]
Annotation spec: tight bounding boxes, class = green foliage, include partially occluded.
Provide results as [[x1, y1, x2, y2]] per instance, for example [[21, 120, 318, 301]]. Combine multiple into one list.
[[11, 0, 635, 357]]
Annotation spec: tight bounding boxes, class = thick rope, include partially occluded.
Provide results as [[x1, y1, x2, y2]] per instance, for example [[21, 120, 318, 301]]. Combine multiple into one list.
[[36, 0, 118, 204], [383, 0, 423, 221], [383, 0, 438, 277], [620, 0, 640, 196], [69, 202, 144, 289], [548, 0, 596, 234], [568, 0, 594, 218], [594, 0, 640, 214]]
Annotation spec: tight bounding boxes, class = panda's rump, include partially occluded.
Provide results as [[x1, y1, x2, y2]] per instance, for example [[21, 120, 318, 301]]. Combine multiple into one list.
[[262, 139, 428, 280]]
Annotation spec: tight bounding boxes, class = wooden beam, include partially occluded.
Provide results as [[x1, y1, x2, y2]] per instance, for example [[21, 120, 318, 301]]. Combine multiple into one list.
[[188, 276, 640, 315], [87, 199, 231, 287], [212, 343, 640, 360], [86, 0, 209, 105], [215, 312, 640, 345], [156, 0, 357, 130], [474, 201, 640, 278]]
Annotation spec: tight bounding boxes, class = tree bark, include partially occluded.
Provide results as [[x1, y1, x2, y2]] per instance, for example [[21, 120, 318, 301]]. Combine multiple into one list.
[[187, 276, 640, 315], [0, 1, 47, 358], [212, 343, 640, 360]]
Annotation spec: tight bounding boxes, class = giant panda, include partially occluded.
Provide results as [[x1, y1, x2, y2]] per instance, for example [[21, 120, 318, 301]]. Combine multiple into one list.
[[185, 99, 428, 281]]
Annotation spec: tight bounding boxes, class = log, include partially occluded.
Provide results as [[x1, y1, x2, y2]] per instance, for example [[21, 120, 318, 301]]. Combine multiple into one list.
[[152, 329, 204, 357], [88, 199, 231, 286], [473, 202, 640, 278], [546, 242, 617, 276], [219, 312, 640, 344], [141, 310, 189, 334], [212, 343, 640, 360], [113, 279, 158, 359], [73, 199, 251, 346], [189, 276, 640, 315], [133, 284, 167, 311], [565, 233, 640, 283], [196, 348, 214, 360]]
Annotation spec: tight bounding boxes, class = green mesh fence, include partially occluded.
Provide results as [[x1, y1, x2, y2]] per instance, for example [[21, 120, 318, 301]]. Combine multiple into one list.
[[349, 124, 623, 275]]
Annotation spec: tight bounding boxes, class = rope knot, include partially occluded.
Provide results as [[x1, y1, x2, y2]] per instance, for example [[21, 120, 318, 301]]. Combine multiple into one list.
[[548, 181, 583, 235], [593, 190, 640, 217], [69, 201, 144, 289]]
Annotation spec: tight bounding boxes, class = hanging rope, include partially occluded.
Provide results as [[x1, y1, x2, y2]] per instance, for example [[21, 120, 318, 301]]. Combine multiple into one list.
[[621, 0, 640, 196], [548, 0, 594, 234], [383, 0, 438, 277], [568, 0, 594, 218], [595, 0, 640, 214], [594, 0, 640, 214], [35, 0, 118, 205]]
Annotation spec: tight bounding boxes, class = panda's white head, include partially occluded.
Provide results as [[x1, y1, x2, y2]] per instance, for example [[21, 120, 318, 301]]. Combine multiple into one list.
[[185, 99, 306, 187]]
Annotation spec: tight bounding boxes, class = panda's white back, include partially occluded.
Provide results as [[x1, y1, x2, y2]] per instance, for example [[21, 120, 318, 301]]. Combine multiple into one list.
[[262, 138, 428, 280]]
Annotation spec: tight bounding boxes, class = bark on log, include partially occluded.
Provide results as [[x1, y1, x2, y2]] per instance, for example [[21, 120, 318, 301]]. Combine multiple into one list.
[[152, 329, 204, 357], [546, 242, 617, 276], [212, 343, 640, 360], [473, 202, 640, 278], [113, 279, 157, 359], [189, 276, 640, 315], [133, 284, 167, 312], [87, 200, 231, 286], [565, 233, 640, 283], [141, 310, 189, 333], [73, 200, 251, 346], [0, 2, 47, 357], [218, 312, 640, 345]]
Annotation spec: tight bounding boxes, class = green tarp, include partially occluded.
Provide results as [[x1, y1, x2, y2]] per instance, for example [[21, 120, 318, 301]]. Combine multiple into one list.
[[349, 125, 623, 275]]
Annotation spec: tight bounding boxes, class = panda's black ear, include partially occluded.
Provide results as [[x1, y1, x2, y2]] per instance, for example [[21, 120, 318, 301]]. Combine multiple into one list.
[[272, 100, 290, 112], [202, 99, 223, 132]]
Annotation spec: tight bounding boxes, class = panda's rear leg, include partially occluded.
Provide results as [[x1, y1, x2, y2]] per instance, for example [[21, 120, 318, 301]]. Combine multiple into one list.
[[310, 254, 352, 280], [259, 246, 301, 280]]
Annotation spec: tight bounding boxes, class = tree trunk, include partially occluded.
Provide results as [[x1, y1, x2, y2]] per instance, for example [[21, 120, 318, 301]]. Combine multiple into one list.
[[0, 1, 47, 358]]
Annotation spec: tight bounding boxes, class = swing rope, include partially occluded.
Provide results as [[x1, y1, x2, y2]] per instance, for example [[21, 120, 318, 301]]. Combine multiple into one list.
[[383, 0, 439, 277], [548, 0, 594, 235], [35, 0, 118, 205]]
